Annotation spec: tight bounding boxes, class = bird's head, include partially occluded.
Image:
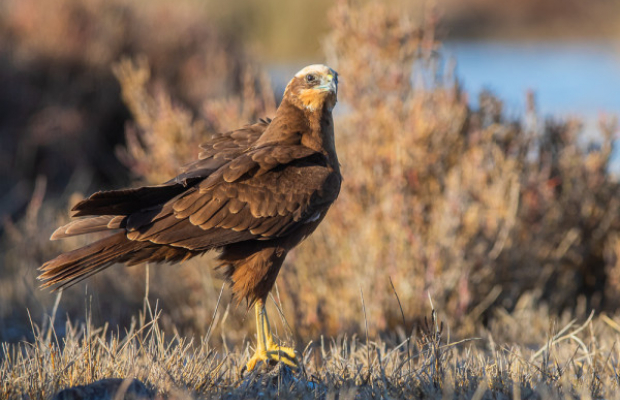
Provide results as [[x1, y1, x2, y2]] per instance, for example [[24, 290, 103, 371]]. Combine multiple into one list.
[[284, 64, 339, 113]]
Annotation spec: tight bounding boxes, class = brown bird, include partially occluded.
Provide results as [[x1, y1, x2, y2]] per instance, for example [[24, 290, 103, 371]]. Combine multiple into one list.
[[39, 64, 341, 371]]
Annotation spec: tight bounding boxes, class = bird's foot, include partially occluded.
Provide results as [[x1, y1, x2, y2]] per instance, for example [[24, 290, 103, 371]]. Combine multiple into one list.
[[246, 341, 298, 372]]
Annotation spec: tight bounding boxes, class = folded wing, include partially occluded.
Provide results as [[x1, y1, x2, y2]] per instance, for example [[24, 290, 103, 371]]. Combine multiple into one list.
[[39, 128, 339, 289]]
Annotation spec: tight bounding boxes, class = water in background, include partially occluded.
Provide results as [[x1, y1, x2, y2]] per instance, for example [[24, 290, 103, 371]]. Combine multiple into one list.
[[444, 40, 620, 169], [445, 41, 620, 124]]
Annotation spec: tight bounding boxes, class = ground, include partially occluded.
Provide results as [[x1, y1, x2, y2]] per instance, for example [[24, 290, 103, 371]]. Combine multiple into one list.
[[3, 299, 620, 399]]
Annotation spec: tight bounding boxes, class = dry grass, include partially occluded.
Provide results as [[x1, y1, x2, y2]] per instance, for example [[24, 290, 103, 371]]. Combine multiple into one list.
[[3, 0, 620, 398], [4, 297, 620, 399]]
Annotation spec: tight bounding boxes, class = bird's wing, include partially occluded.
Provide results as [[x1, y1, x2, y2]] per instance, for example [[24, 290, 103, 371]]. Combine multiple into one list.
[[69, 120, 270, 218], [198, 119, 270, 160], [124, 145, 340, 250], [172, 119, 270, 183], [55, 119, 341, 253]]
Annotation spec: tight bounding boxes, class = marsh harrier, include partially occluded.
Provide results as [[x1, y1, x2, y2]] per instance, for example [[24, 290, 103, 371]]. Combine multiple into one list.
[[39, 64, 341, 371]]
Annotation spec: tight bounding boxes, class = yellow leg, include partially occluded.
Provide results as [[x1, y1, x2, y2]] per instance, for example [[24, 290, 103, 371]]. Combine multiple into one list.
[[245, 299, 298, 371]]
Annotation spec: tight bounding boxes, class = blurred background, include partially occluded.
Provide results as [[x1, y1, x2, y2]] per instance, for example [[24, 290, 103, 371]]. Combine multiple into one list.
[[2, 0, 620, 347]]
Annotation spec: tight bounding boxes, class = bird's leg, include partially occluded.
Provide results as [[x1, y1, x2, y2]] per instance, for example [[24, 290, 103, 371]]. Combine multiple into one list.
[[245, 299, 298, 371]]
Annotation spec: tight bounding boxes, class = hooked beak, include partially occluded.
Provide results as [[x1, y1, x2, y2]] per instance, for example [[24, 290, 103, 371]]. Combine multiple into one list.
[[317, 73, 338, 94]]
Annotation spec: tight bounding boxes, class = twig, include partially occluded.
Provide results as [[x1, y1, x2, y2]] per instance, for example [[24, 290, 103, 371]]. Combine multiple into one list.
[[389, 276, 412, 374], [205, 283, 225, 344], [360, 287, 372, 380], [269, 284, 295, 340]]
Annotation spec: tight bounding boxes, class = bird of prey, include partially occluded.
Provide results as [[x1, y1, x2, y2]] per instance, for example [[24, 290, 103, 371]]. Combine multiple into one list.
[[39, 64, 341, 371]]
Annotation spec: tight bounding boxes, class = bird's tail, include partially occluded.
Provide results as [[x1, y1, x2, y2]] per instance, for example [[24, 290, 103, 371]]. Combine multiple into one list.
[[38, 232, 148, 290]]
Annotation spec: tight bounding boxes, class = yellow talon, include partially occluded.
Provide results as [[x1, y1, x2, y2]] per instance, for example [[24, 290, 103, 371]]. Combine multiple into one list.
[[245, 299, 299, 371], [246, 343, 298, 371]]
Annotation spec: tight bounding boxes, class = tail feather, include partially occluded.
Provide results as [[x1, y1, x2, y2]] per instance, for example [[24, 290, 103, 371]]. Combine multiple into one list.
[[38, 232, 148, 290], [50, 215, 126, 240]]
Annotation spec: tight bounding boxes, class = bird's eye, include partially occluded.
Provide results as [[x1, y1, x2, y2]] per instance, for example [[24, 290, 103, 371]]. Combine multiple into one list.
[[305, 74, 316, 83]]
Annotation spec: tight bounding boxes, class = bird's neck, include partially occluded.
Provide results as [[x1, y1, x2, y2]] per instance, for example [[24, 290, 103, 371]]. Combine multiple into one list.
[[302, 106, 339, 170], [257, 100, 339, 170]]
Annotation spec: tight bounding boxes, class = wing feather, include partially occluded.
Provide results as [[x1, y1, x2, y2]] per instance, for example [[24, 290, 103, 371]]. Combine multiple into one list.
[[189, 198, 227, 226], [71, 183, 192, 217], [227, 198, 245, 214], [173, 191, 213, 219], [249, 217, 283, 236], [231, 208, 257, 232], [222, 157, 257, 183], [260, 217, 294, 237], [199, 205, 231, 230]]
